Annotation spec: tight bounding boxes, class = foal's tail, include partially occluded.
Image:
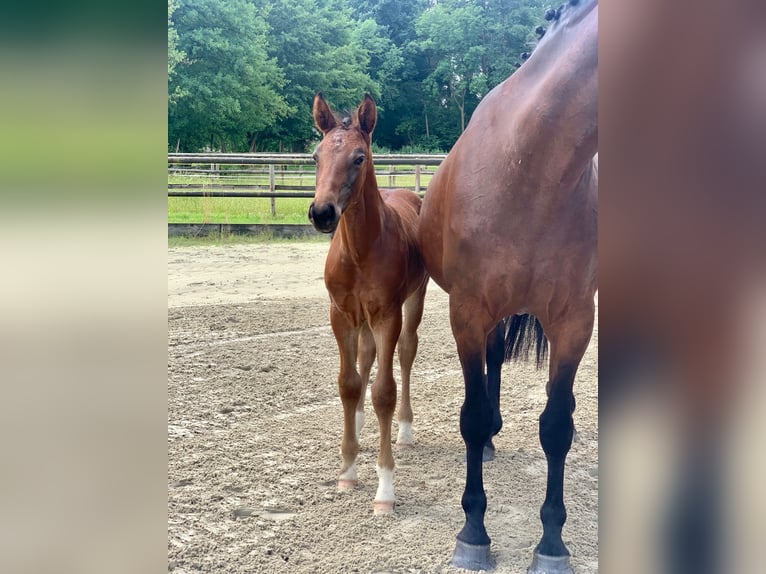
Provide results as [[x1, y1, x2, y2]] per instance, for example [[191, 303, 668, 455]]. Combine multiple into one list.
[[503, 314, 548, 369]]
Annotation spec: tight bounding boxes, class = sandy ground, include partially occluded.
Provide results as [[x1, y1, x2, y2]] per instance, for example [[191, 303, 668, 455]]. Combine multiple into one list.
[[168, 242, 598, 573]]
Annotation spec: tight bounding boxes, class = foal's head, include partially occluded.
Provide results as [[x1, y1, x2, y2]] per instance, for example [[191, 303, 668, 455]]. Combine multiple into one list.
[[308, 93, 377, 233]]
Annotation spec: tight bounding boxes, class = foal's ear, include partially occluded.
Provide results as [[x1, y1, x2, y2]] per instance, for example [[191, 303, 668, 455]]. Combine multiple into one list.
[[313, 92, 337, 134], [357, 94, 377, 138]]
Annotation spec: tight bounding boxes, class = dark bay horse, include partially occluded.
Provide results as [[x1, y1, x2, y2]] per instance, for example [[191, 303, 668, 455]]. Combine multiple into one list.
[[309, 93, 429, 514], [418, 0, 597, 571]]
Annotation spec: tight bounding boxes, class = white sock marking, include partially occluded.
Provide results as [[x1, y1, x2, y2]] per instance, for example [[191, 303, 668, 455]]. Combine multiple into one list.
[[397, 421, 414, 445], [375, 465, 395, 503]]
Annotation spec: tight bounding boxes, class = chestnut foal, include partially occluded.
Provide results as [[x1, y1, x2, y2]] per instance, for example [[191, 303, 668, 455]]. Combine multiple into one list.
[[308, 93, 428, 514]]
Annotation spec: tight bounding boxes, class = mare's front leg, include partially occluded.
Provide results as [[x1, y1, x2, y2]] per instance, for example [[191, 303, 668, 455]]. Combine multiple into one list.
[[369, 309, 403, 514], [450, 298, 495, 571], [529, 305, 594, 574], [330, 304, 362, 490]]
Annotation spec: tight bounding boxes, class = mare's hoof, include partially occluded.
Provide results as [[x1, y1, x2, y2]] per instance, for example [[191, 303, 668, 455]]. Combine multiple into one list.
[[527, 552, 574, 574], [337, 478, 357, 491], [395, 441, 414, 449], [452, 539, 493, 571], [373, 500, 395, 515]]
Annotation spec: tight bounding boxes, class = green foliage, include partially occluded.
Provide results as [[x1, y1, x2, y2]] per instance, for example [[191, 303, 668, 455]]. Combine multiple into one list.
[[168, 0, 185, 106], [256, 0, 380, 151], [416, 0, 486, 132], [169, 0, 289, 151], [168, 0, 548, 153], [167, 0, 184, 80]]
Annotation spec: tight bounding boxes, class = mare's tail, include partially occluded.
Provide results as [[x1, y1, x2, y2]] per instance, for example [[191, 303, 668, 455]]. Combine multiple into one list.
[[504, 314, 548, 369]]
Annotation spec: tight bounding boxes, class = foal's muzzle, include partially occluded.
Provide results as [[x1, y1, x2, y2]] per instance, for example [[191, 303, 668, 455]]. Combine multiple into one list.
[[308, 202, 340, 233]]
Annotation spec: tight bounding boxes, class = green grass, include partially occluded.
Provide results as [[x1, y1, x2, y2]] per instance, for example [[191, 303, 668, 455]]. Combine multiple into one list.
[[168, 196, 313, 224], [168, 232, 329, 247], [167, 167, 434, 224]]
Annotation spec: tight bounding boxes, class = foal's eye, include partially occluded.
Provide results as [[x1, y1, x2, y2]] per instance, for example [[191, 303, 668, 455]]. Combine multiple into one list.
[[354, 156, 365, 166], [312, 153, 318, 163]]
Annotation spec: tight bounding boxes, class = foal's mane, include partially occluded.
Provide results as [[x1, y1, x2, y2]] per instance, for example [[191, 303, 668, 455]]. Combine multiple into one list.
[[326, 111, 355, 131]]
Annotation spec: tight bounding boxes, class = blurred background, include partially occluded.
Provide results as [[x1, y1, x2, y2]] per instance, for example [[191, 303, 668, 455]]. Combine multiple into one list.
[[600, 0, 766, 572], [0, 2, 167, 574]]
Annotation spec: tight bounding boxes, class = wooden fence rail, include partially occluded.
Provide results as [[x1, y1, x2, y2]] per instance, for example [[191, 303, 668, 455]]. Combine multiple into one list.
[[169, 153, 446, 165]]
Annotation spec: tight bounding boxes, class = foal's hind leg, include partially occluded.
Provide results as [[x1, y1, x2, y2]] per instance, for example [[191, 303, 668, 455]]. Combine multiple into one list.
[[396, 282, 426, 447], [529, 304, 594, 574], [330, 305, 362, 490], [356, 322, 376, 440]]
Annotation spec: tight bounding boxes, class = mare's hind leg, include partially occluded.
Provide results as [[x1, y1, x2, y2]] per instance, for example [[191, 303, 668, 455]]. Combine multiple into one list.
[[396, 281, 426, 446], [370, 310, 403, 514], [529, 304, 594, 574], [330, 305, 362, 490], [356, 322, 376, 440], [484, 321, 505, 461]]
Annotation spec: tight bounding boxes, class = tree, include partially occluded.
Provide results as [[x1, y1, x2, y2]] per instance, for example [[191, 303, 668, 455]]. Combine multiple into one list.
[[166, 0, 547, 152], [168, 0, 288, 152], [415, 0, 546, 137], [168, 0, 185, 109], [348, 0, 437, 150], [478, 0, 547, 88], [257, 0, 379, 151], [416, 0, 488, 134]]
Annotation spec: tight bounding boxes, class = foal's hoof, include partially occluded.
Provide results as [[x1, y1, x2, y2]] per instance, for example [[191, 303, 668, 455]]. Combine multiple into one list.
[[527, 552, 574, 574], [451, 539, 493, 571], [337, 478, 358, 491], [395, 441, 414, 450], [372, 500, 395, 515]]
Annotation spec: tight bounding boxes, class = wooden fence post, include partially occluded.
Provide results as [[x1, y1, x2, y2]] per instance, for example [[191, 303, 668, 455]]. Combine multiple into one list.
[[415, 164, 421, 196], [269, 164, 276, 216]]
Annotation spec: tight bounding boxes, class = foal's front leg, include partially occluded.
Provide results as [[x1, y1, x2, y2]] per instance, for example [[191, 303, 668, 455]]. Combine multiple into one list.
[[370, 310, 403, 514], [330, 305, 362, 490]]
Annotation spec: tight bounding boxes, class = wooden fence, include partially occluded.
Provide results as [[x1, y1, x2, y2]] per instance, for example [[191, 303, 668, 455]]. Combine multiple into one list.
[[168, 153, 446, 236], [169, 153, 445, 214]]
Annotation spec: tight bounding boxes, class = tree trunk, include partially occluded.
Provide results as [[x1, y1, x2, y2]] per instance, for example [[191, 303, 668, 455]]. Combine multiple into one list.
[[424, 104, 430, 138], [457, 88, 467, 133]]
